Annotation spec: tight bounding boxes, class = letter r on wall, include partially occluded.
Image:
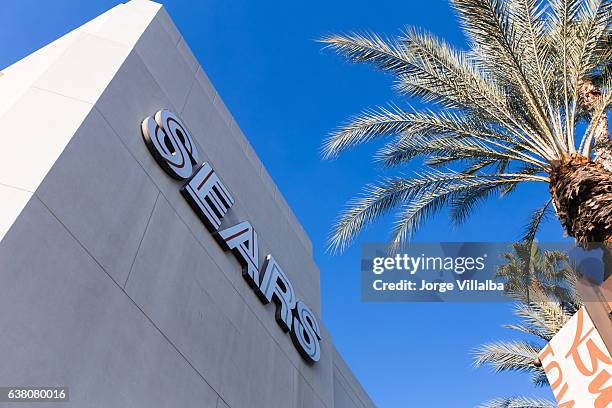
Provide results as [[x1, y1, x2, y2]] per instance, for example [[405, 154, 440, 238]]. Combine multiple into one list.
[[258, 255, 296, 331]]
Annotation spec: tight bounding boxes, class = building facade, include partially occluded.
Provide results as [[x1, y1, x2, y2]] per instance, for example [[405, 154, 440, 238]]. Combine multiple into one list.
[[0, 1, 375, 407]]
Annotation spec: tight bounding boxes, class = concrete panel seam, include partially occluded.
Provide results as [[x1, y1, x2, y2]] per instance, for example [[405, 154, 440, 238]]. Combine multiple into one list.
[[297, 368, 333, 408], [132, 46, 193, 122], [31, 31, 137, 106], [194, 66, 217, 103], [31, 85, 93, 107], [189, 68, 310, 255], [190, 269, 242, 335], [90, 49, 328, 405], [217, 395, 231, 408], [334, 367, 370, 408], [79, 29, 142, 52], [93, 51, 326, 386], [132, 48, 183, 114], [194, 89, 312, 258], [0, 181, 34, 194], [95, 84, 330, 408], [98, 95, 320, 312], [140, 4, 181, 46], [177, 49, 314, 258], [333, 364, 371, 408], [32, 194, 224, 403], [151, 192, 332, 406], [124, 190, 160, 288], [179, 73, 198, 114], [96, 105, 178, 190]]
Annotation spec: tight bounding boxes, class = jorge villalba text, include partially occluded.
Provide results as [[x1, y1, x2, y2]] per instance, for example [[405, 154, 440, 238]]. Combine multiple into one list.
[[370, 254, 505, 294]]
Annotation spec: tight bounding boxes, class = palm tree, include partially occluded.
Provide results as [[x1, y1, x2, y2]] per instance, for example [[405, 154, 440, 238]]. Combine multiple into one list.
[[497, 242, 577, 302], [473, 243, 581, 407], [320, 0, 612, 267]]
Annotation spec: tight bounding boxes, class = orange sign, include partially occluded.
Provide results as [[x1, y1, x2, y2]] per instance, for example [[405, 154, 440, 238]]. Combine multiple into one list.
[[539, 307, 612, 407]]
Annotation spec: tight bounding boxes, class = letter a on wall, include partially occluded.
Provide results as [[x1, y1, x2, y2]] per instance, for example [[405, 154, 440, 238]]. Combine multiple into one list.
[[217, 221, 260, 288]]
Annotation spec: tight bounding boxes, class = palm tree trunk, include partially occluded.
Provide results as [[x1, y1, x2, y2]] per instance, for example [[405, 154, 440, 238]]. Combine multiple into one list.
[[549, 156, 612, 279], [594, 114, 612, 172], [557, 81, 612, 280]]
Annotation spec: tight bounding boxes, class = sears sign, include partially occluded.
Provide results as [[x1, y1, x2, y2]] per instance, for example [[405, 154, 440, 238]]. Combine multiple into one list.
[[141, 110, 322, 363]]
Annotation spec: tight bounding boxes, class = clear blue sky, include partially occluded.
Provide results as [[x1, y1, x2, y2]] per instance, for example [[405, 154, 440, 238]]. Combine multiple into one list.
[[0, 1, 568, 406]]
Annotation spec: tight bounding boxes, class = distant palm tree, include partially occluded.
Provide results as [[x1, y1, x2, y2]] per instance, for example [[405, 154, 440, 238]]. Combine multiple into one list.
[[497, 242, 577, 302], [473, 243, 581, 407], [320, 0, 611, 265]]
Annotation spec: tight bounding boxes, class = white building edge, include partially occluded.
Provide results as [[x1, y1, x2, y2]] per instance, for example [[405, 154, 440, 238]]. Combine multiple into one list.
[[0, 1, 376, 407]]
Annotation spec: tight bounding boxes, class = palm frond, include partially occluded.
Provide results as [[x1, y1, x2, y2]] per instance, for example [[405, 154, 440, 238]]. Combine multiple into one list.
[[573, 0, 611, 83], [476, 243, 582, 392], [582, 85, 612, 155], [449, 183, 504, 225], [452, 0, 562, 153], [379, 131, 547, 169], [321, 105, 418, 159], [513, 300, 574, 340], [510, 0, 563, 141], [505, 322, 549, 339], [398, 27, 560, 159], [531, 369, 550, 387], [388, 172, 547, 249], [320, 0, 611, 252], [395, 27, 508, 110], [327, 171, 480, 252], [561, 0, 612, 149], [473, 340, 543, 373], [319, 32, 413, 76], [329, 171, 547, 253], [323, 106, 545, 163], [477, 396, 557, 408], [327, 175, 418, 254], [521, 199, 553, 243]]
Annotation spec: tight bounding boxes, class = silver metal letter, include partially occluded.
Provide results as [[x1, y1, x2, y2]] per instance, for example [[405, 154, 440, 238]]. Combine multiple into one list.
[[257, 255, 296, 332], [181, 163, 235, 231], [217, 221, 260, 288], [291, 301, 322, 363], [141, 109, 199, 179]]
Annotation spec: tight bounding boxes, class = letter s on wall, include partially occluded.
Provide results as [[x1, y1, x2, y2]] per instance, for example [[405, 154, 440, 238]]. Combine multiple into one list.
[[141, 109, 200, 179], [291, 300, 322, 363]]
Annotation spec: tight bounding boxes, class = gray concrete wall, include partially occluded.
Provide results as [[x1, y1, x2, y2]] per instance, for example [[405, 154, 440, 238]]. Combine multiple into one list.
[[0, 1, 375, 407]]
